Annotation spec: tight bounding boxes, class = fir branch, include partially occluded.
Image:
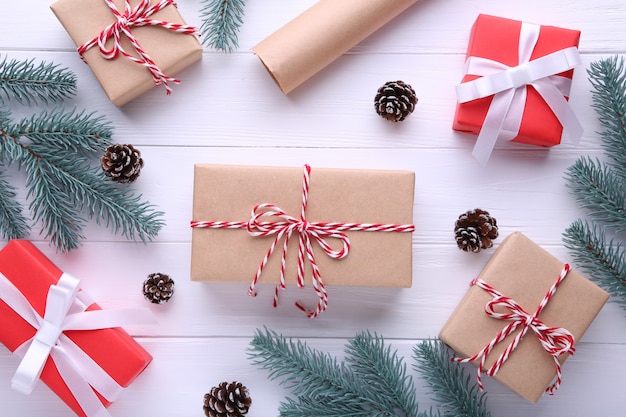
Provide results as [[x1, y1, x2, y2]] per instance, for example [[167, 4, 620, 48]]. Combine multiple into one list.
[[0, 56, 77, 105], [17, 107, 112, 155], [0, 108, 164, 251], [345, 331, 419, 417], [564, 156, 626, 232], [249, 328, 438, 417], [0, 168, 29, 240], [200, 0, 246, 52], [587, 56, 626, 179], [413, 339, 490, 417], [24, 157, 87, 251], [248, 328, 371, 407], [278, 396, 387, 417], [563, 220, 626, 310]]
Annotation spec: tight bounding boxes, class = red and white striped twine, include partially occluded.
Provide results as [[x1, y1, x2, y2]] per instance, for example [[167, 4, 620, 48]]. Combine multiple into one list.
[[190, 164, 415, 318], [452, 264, 575, 395], [78, 0, 199, 95]]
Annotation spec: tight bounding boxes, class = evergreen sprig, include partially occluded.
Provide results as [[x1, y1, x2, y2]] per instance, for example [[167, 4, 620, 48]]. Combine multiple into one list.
[[564, 220, 626, 311], [0, 55, 164, 251], [0, 56, 77, 105], [345, 331, 419, 417], [563, 55, 626, 308], [200, 0, 246, 52], [413, 339, 490, 417], [0, 168, 29, 240], [587, 56, 626, 179], [249, 328, 488, 417], [565, 156, 626, 232]]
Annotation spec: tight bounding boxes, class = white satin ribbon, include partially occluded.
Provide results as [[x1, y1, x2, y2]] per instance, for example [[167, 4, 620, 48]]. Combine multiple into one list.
[[0, 272, 155, 417], [456, 21, 583, 165]]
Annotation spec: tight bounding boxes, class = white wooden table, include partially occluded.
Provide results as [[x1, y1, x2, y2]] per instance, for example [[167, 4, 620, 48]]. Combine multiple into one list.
[[1, 1, 625, 416]]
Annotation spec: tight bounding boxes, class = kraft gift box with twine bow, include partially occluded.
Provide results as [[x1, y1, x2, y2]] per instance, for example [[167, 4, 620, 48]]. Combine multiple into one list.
[[0, 240, 154, 417], [190, 164, 415, 318], [452, 14, 584, 164], [50, 0, 202, 107], [439, 232, 609, 403]]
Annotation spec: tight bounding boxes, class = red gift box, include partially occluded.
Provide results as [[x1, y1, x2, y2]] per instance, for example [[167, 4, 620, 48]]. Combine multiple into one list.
[[0, 240, 153, 417], [452, 14, 582, 163]]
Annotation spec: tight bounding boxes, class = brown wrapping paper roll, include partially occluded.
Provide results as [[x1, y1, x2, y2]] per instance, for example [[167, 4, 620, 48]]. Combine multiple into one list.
[[252, 0, 420, 94]]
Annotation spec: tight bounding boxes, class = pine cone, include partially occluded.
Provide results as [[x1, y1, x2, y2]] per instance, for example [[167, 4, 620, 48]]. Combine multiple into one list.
[[374, 80, 418, 122], [142, 273, 175, 304], [204, 382, 252, 417], [101, 143, 144, 183], [454, 209, 499, 253]]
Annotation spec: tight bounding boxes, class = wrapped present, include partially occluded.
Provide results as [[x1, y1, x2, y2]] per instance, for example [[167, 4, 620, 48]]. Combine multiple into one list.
[[439, 232, 609, 403], [50, 0, 203, 106], [252, 0, 419, 94], [452, 14, 583, 164], [190, 164, 415, 317], [0, 240, 155, 417]]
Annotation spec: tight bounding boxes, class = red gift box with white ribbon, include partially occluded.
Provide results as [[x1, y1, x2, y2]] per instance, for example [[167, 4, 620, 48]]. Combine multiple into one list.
[[452, 14, 583, 164], [0, 240, 154, 417]]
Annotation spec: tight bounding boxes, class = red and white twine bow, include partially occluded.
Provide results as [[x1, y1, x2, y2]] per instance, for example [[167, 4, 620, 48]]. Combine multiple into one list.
[[190, 165, 415, 318], [78, 0, 199, 94], [453, 264, 576, 395]]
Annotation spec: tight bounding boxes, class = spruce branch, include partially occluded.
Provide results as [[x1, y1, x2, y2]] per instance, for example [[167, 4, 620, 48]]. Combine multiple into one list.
[[564, 56, 626, 309], [0, 168, 29, 240], [0, 107, 164, 251], [17, 107, 112, 155], [413, 339, 490, 417], [564, 156, 626, 232], [200, 0, 246, 52], [563, 220, 626, 311], [248, 328, 440, 417], [248, 327, 371, 407], [345, 331, 419, 417], [587, 56, 626, 179], [0, 56, 77, 105]]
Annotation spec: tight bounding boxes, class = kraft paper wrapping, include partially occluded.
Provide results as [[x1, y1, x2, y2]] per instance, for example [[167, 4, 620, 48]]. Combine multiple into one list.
[[439, 232, 609, 403], [191, 165, 415, 288], [50, 0, 202, 107], [252, 0, 420, 94]]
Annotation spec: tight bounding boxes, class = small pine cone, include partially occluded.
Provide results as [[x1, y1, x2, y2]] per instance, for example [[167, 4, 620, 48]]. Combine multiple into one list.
[[101, 143, 144, 183], [454, 209, 499, 253], [142, 273, 175, 304], [204, 382, 252, 417], [374, 80, 418, 122]]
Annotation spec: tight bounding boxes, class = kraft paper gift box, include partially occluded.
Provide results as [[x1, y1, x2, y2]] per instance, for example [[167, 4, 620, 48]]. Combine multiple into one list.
[[439, 232, 609, 403], [452, 14, 582, 163], [50, 0, 202, 107], [190, 165, 415, 314], [0, 240, 153, 417]]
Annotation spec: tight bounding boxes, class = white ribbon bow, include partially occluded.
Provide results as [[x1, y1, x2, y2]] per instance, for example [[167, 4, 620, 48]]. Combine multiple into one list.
[[456, 21, 583, 165], [0, 272, 155, 417]]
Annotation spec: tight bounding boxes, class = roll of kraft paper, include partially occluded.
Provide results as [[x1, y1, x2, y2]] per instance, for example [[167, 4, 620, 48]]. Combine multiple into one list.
[[252, 0, 420, 94]]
